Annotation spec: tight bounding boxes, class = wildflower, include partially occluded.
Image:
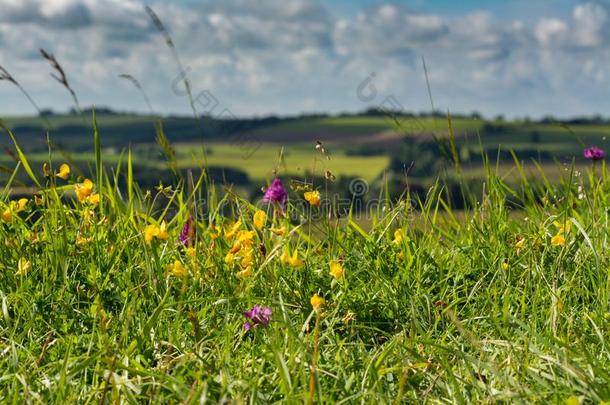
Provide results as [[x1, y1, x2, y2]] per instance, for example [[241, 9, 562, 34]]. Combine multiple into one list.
[[262, 178, 288, 205], [270, 226, 286, 236], [253, 210, 267, 229], [42, 162, 51, 177], [34, 194, 44, 206], [87, 193, 100, 206], [237, 230, 255, 246], [178, 217, 195, 246], [329, 260, 345, 280], [210, 224, 221, 239], [1, 208, 12, 222], [75, 179, 95, 203], [237, 266, 253, 279], [57, 163, 70, 180], [11, 198, 28, 212], [553, 220, 571, 235], [501, 260, 509, 271], [166, 260, 188, 278], [16, 258, 31, 276], [310, 294, 325, 312], [551, 233, 565, 247], [224, 220, 242, 240], [243, 304, 272, 331], [281, 248, 304, 268], [514, 237, 525, 254], [240, 249, 254, 269], [186, 247, 196, 259], [144, 221, 170, 243], [229, 241, 242, 254], [584, 146, 604, 161], [304, 190, 321, 207], [225, 251, 236, 264], [392, 228, 404, 245]]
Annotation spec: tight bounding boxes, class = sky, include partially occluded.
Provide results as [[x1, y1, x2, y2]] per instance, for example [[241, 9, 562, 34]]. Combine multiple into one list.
[[0, 0, 609, 119]]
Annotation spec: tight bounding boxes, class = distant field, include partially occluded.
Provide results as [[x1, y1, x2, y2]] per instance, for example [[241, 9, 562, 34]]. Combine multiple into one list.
[[173, 143, 389, 182], [2, 113, 610, 191]]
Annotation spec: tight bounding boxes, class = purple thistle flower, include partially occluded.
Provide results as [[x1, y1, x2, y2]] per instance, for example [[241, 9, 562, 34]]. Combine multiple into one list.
[[243, 304, 272, 331], [262, 178, 288, 205], [177, 217, 195, 246], [584, 146, 605, 161]]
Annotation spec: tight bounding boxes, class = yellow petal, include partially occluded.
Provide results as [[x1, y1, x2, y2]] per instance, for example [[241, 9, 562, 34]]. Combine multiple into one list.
[[304, 191, 321, 207], [57, 163, 71, 180], [310, 293, 325, 312], [87, 193, 100, 206], [329, 260, 345, 279], [253, 210, 266, 230], [270, 226, 286, 236], [551, 233, 565, 247], [1, 209, 12, 222]]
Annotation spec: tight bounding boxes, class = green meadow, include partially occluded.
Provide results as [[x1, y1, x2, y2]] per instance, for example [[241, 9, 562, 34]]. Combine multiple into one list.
[[0, 113, 609, 402]]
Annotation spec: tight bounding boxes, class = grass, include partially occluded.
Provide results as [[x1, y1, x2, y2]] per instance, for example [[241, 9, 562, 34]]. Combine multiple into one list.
[[0, 116, 609, 403]]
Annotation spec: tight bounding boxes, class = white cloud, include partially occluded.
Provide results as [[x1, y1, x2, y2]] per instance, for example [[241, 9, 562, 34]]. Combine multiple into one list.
[[0, 0, 609, 118]]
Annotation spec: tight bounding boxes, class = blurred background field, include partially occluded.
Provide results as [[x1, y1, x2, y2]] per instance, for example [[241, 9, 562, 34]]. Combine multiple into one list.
[[0, 111, 605, 201]]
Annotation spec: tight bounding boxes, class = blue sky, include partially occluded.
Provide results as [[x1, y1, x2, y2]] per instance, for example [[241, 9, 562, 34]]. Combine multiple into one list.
[[0, 0, 609, 118]]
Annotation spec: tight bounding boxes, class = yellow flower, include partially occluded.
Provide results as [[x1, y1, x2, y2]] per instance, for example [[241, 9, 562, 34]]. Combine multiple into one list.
[[289, 251, 304, 267], [87, 193, 100, 206], [281, 248, 304, 267], [392, 228, 404, 245], [270, 226, 286, 236], [240, 249, 254, 269], [304, 190, 321, 207], [237, 230, 255, 247], [329, 260, 345, 280], [186, 247, 196, 258], [280, 249, 290, 264], [16, 258, 31, 276], [224, 220, 242, 240], [310, 293, 325, 312], [144, 221, 170, 243], [229, 241, 242, 254], [564, 396, 580, 405], [237, 266, 253, 278], [515, 238, 525, 249], [225, 251, 235, 264], [553, 220, 571, 234], [210, 224, 221, 239], [551, 233, 565, 247], [1, 208, 12, 222], [57, 163, 71, 180], [34, 194, 44, 206], [12, 198, 28, 212], [253, 210, 267, 229], [167, 260, 188, 277], [501, 260, 509, 271], [75, 179, 94, 203]]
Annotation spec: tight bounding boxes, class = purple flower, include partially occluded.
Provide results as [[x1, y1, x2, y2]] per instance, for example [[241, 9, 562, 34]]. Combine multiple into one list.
[[262, 178, 288, 205], [177, 217, 195, 246], [584, 146, 605, 161], [243, 304, 272, 331]]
